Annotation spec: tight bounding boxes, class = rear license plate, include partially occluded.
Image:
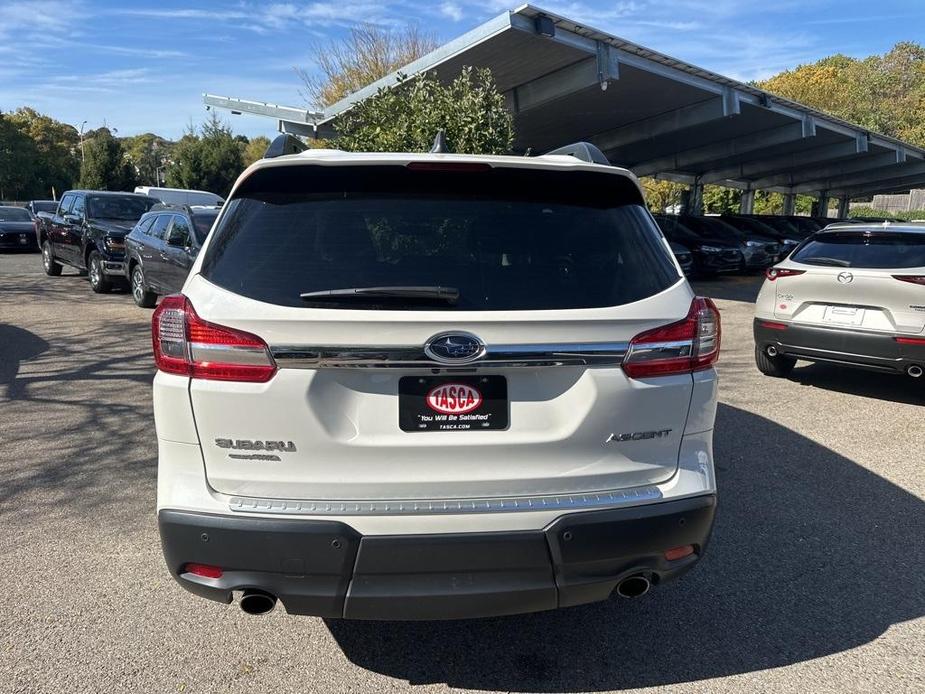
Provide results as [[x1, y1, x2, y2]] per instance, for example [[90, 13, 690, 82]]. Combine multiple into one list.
[[399, 376, 508, 432], [823, 305, 865, 326]]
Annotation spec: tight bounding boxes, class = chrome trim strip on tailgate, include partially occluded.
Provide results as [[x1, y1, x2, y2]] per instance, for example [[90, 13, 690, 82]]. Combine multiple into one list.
[[228, 485, 662, 516], [270, 342, 630, 369]]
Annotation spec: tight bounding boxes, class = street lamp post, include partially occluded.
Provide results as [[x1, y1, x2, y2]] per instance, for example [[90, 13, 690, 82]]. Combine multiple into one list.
[[76, 120, 87, 164]]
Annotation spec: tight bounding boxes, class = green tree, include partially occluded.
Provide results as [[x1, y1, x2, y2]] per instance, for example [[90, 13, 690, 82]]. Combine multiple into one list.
[[335, 68, 513, 155], [296, 24, 439, 107], [758, 42, 925, 147], [80, 127, 136, 190], [165, 115, 244, 196], [1, 107, 79, 199], [702, 186, 740, 214], [242, 136, 271, 167], [640, 177, 686, 213], [122, 133, 173, 186]]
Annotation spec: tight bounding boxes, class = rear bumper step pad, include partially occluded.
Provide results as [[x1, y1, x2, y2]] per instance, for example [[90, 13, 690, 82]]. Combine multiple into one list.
[[159, 494, 716, 620]]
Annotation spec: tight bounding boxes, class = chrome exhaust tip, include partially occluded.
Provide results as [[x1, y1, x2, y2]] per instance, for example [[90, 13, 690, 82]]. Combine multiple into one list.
[[907, 365, 923, 378], [766, 345, 778, 357], [239, 589, 277, 615], [615, 575, 651, 599]]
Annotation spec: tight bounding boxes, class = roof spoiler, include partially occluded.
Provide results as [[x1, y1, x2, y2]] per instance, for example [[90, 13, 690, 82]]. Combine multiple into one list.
[[264, 133, 307, 159], [543, 142, 610, 166]]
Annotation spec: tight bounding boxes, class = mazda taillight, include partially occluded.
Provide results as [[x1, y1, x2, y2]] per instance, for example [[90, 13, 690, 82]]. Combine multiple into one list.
[[765, 267, 805, 280], [893, 275, 925, 286], [623, 297, 721, 379], [151, 295, 276, 382]]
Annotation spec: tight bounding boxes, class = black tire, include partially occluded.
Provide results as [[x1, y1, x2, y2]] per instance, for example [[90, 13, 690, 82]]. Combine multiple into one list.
[[130, 264, 157, 308], [42, 241, 62, 276], [755, 345, 797, 378], [87, 251, 112, 294]]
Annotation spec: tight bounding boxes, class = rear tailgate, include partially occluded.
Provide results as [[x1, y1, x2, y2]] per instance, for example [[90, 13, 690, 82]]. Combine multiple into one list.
[[186, 277, 697, 501]]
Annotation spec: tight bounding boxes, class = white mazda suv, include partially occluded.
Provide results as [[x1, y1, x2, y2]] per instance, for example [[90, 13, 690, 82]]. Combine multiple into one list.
[[755, 222, 925, 379]]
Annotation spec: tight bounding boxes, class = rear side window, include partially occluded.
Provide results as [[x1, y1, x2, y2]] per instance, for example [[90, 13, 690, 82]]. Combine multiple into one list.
[[792, 232, 925, 269], [190, 212, 218, 243], [201, 165, 678, 311], [149, 215, 172, 240]]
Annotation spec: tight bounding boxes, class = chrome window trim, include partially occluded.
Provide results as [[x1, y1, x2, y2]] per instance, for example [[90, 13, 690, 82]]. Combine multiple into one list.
[[270, 341, 630, 369], [228, 485, 662, 516]]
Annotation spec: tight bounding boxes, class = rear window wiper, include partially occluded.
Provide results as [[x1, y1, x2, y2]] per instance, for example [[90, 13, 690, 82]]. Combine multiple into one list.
[[300, 286, 460, 304], [798, 257, 851, 267]]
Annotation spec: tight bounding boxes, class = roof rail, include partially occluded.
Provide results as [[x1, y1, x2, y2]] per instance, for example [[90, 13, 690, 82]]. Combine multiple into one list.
[[264, 133, 307, 159], [543, 142, 610, 165]]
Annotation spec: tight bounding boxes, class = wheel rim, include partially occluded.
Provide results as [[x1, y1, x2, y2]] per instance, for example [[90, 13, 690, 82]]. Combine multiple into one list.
[[132, 268, 144, 302], [42, 244, 51, 270], [89, 258, 100, 287]]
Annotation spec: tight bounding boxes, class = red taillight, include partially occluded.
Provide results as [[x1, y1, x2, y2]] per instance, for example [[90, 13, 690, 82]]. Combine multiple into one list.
[[765, 267, 805, 281], [184, 563, 223, 579], [623, 297, 721, 379], [152, 295, 276, 382], [895, 336, 925, 345], [759, 320, 789, 331], [664, 544, 695, 561], [893, 275, 925, 286]]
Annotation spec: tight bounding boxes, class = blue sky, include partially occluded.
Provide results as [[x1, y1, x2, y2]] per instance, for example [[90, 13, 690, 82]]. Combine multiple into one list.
[[1, 0, 923, 140]]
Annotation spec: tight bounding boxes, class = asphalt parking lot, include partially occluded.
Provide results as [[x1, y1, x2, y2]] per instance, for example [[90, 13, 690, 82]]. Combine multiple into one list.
[[1, 250, 923, 694]]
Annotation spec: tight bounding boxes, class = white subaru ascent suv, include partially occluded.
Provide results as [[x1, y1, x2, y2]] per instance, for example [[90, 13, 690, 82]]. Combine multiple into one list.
[[153, 136, 720, 620]]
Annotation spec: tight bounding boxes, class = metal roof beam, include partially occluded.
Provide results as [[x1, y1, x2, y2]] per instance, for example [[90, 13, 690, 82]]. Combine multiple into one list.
[[700, 134, 868, 184], [591, 97, 736, 153], [834, 171, 925, 197], [631, 117, 814, 177], [509, 46, 618, 113], [202, 94, 321, 123], [791, 159, 925, 194], [750, 148, 916, 189]]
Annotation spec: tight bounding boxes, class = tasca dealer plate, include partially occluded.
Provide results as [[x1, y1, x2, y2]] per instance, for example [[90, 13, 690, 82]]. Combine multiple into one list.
[[399, 376, 508, 432]]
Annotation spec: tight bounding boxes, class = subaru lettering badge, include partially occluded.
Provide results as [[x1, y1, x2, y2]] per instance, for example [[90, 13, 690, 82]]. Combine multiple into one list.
[[424, 331, 486, 364], [837, 272, 854, 284]]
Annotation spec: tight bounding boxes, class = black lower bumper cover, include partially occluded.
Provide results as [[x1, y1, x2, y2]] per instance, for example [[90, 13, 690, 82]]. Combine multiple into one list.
[[159, 494, 716, 620], [754, 318, 925, 373]]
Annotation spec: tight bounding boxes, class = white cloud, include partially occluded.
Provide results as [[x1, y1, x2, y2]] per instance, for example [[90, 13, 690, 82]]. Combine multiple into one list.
[[440, 2, 464, 21]]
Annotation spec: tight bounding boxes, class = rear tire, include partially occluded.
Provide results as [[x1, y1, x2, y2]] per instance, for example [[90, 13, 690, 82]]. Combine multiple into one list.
[[88, 251, 112, 294], [131, 265, 157, 308], [42, 241, 62, 276], [755, 345, 796, 377]]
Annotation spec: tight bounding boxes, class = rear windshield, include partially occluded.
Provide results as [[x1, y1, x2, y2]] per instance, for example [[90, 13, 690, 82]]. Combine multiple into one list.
[[31, 201, 58, 214], [87, 195, 156, 221], [191, 212, 218, 244], [0, 207, 31, 222], [201, 165, 678, 310], [791, 232, 925, 268]]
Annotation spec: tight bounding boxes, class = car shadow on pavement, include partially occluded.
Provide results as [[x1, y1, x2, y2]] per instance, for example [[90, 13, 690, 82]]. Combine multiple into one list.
[[325, 403, 924, 691], [0, 324, 50, 398], [788, 362, 925, 406]]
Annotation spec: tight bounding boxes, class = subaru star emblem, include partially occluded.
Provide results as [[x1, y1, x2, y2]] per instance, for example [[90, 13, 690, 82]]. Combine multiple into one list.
[[837, 272, 854, 284], [424, 331, 486, 364]]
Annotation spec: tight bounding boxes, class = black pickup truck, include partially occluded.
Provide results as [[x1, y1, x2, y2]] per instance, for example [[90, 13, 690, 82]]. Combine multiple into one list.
[[39, 191, 158, 292]]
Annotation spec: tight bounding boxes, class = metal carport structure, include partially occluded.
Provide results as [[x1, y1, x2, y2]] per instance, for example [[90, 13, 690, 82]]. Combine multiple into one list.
[[205, 4, 925, 216]]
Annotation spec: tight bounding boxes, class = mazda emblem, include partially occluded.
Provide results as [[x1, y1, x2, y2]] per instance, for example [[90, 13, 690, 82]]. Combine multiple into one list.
[[424, 332, 486, 364], [837, 272, 854, 284]]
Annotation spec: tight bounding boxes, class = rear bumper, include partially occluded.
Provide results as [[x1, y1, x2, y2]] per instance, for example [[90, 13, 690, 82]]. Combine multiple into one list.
[[0, 232, 38, 249], [754, 318, 925, 373], [159, 494, 716, 620]]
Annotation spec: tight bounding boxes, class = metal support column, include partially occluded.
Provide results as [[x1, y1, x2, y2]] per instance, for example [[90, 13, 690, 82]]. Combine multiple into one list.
[[817, 191, 831, 218], [782, 193, 795, 216], [739, 189, 755, 214], [837, 195, 850, 219], [689, 180, 704, 216]]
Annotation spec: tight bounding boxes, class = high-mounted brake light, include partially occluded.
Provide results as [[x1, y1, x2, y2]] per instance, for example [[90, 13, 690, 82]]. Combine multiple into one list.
[[765, 267, 805, 281], [623, 297, 721, 379], [152, 295, 276, 382], [405, 162, 492, 172], [893, 275, 925, 286]]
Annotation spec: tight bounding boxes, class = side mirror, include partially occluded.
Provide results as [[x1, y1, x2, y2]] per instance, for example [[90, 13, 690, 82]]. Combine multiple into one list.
[[64, 213, 81, 224]]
